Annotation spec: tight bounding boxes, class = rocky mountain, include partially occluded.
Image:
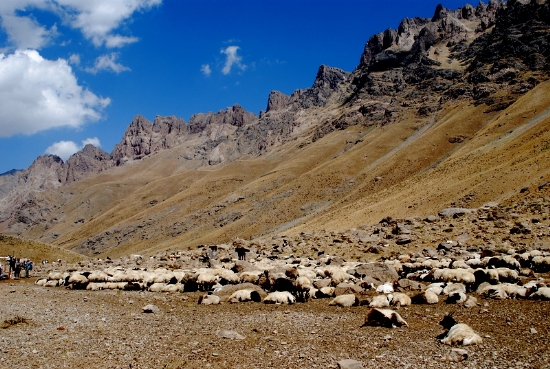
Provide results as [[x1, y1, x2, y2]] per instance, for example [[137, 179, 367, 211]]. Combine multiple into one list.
[[0, 169, 22, 199], [112, 115, 188, 165], [1, 0, 550, 257]]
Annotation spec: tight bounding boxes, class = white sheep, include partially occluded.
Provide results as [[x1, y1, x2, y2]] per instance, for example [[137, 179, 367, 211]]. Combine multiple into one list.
[[161, 283, 184, 293], [530, 287, 550, 300], [376, 282, 394, 294], [369, 294, 390, 308], [263, 291, 295, 305], [68, 272, 88, 284], [439, 314, 482, 345], [324, 266, 354, 286], [494, 268, 519, 283], [196, 271, 221, 291], [315, 286, 336, 298], [87, 270, 109, 282], [198, 294, 220, 305], [389, 292, 411, 307], [362, 308, 408, 328], [451, 260, 470, 269], [328, 294, 359, 307], [295, 276, 313, 302], [532, 256, 550, 272], [297, 267, 316, 281], [442, 283, 466, 296], [228, 289, 262, 303], [86, 282, 105, 291], [411, 291, 439, 304], [433, 268, 475, 285], [47, 271, 63, 281], [426, 283, 445, 295], [217, 269, 239, 285], [44, 279, 60, 287], [239, 271, 261, 284]]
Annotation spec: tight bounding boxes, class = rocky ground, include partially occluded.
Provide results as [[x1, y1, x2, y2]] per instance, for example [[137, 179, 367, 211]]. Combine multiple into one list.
[[1, 278, 549, 369]]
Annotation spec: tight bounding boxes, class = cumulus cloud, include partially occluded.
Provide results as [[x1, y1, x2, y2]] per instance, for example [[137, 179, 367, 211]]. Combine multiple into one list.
[[0, 13, 58, 49], [85, 53, 130, 74], [201, 64, 211, 77], [82, 137, 100, 147], [68, 53, 80, 65], [221, 46, 246, 75], [57, 0, 162, 48], [0, 49, 110, 137], [0, 0, 161, 50], [45, 137, 101, 161]]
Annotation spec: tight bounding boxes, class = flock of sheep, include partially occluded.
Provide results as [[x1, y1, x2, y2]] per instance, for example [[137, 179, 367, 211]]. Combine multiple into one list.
[[35, 247, 550, 345]]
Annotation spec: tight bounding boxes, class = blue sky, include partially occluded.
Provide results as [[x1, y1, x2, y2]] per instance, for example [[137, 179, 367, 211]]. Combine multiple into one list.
[[0, 0, 471, 174]]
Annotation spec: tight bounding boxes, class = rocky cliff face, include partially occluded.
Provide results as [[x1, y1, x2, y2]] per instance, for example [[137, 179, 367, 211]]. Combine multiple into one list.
[[0, 147, 113, 228], [0, 170, 22, 199], [112, 115, 188, 165], [62, 145, 113, 183]]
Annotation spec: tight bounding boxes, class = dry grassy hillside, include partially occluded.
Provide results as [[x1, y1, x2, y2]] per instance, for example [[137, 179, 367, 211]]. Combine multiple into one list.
[[11, 80, 548, 258], [0, 234, 86, 263]]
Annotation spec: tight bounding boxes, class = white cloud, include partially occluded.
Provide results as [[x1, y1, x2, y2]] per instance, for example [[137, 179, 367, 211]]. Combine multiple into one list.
[[68, 53, 80, 65], [85, 53, 130, 74], [0, 0, 161, 50], [45, 140, 80, 160], [0, 13, 57, 49], [82, 137, 100, 147], [45, 137, 101, 160], [0, 49, 111, 137], [201, 64, 211, 77], [221, 46, 246, 75], [56, 0, 162, 48]]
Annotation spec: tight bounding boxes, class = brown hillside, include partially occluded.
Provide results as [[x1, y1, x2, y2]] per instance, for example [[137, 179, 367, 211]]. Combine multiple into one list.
[[8, 80, 547, 258]]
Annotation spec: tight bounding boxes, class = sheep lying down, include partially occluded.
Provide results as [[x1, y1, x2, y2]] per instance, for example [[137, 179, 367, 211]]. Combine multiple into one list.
[[263, 291, 295, 305], [362, 308, 408, 328], [439, 313, 482, 346]]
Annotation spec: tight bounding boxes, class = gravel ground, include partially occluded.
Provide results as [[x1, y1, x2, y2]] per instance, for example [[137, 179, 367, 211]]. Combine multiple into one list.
[[1, 279, 549, 369]]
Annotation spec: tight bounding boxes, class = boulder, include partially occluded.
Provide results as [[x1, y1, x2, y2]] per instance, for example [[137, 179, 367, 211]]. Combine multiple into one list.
[[334, 283, 363, 296], [355, 262, 399, 284]]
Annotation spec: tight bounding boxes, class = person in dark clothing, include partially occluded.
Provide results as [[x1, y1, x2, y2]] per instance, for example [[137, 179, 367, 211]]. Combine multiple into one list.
[[13, 258, 21, 279]]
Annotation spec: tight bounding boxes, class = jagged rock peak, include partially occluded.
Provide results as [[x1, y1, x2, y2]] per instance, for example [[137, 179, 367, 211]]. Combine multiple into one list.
[[266, 91, 291, 113], [188, 104, 258, 134], [62, 145, 112, 183], [313, 65, 350, 89], [358, 1, 506, 71], [78, 144, 111, 160], [19, 155, 65, 191], [112, 114, 189, 165]]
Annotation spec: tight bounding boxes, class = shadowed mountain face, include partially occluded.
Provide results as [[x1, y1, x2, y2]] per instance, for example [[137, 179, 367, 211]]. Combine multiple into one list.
[[1, 1, 550, 257]]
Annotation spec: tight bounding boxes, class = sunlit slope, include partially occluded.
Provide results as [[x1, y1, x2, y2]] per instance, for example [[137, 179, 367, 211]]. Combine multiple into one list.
[[297, 80, 550, 233], [27, 81, 550, 257]]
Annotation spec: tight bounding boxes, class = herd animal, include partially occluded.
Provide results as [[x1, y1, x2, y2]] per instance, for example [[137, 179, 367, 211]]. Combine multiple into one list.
[[34, 246, 549, 345]]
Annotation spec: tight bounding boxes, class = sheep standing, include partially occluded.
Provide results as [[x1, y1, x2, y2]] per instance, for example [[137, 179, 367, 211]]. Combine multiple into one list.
[[439, 313, 482, 346], [295, 276, 313, 302]]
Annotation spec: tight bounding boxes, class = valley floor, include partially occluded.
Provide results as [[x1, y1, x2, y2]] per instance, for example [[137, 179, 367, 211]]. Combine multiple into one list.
[[1, 279, 549, 369]]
